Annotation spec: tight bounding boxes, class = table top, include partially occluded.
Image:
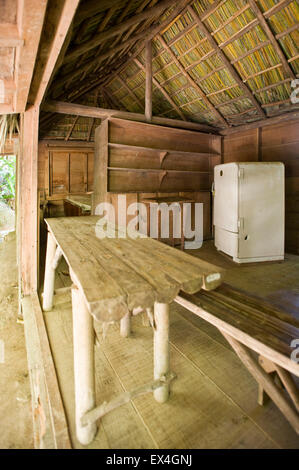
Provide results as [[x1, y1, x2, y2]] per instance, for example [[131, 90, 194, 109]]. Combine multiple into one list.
[[64, 194, 91, 211], [45, 216, 224, 322]]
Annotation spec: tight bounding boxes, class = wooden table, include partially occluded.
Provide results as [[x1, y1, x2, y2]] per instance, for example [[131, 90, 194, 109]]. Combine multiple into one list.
[[141, 196, 195, 250], [63, 194, 91, 217], [42, 216, 223, 445]]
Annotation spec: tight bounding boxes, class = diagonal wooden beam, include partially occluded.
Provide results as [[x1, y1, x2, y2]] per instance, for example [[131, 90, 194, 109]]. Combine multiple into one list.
[[263, 0, 295, 19], [134, 58, 187, 121], [54, 0, 193, 92], [64, 0, 177, 65], [187, 5, 266, 119], [28, 0, 80, 107], [157, 34, 229, 128], [118, 76, 144, 109], [145, 40, 153, 122], [65, 115, 79, 141], [247, 0, 295, 79]]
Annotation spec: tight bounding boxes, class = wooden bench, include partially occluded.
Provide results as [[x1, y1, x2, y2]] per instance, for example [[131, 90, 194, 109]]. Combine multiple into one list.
[[175, 284, 299, 434], [42, 216, 224, 445]]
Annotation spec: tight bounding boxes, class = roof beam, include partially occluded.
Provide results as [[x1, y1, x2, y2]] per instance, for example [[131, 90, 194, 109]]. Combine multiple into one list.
[[134, 57, 187, 121], [28, 0, 80, 107], [247, 0, 295, 79], [263, 0, 294, 19], [13, 0, 48, 113], [0, 24, 24, 47], [42, 100, 220, 133], [157, 34, 229, 128], [74, 0, 123, 26], [65, 115, 79, 140], [64, 0, 178, 65], [187, 5, 266, 119], [220, 109, 299, 135], [145, 40, 153, 122], [54, 0, 193, 92]]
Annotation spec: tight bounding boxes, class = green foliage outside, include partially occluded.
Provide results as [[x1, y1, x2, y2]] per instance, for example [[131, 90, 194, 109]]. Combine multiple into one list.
[[0, 156, 16, 201]]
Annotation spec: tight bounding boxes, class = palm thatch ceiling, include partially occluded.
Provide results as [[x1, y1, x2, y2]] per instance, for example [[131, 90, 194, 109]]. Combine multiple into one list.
[[40, 0, 299, 140]]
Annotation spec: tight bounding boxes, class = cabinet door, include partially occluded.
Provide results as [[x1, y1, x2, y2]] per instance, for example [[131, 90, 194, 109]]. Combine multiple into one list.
[[69, 153, 87, 193]]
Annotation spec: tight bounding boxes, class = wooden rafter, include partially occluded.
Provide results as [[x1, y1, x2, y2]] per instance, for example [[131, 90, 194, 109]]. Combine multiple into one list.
[[187, 5, 266, 119], [87, 90, 99, 141], [28, 0, 80, 107], [145, 40, 153, 122], [134, 58, 187, 121], [157, 34, 229, 128], [117, 76, 144, 109], [52, 0, 192, 101], [220, 109, 299, 135], [65, 116, 79, 141], [247, 0, 295, 79], [64, 0, 177, 65], [263, 0, 295, 19]]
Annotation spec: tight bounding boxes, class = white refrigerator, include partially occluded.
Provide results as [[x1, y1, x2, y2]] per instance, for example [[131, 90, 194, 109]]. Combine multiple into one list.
[[213, 162, 285, 263]]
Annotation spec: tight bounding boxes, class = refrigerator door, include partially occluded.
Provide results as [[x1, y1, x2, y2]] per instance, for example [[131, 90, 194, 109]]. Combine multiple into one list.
[[214, 163, 239, 233], [238, 162, 285, 260]]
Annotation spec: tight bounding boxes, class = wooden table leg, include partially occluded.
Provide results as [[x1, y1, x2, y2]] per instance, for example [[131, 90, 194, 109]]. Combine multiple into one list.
[[153, 302, 170, 403], [120, 311, 131, 337], [72, 285, 97, 445], [43, 232, 58, 311]]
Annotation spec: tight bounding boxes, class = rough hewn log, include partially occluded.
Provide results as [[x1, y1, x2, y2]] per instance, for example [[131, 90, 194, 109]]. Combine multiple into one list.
[[43, 100, 221, 133]]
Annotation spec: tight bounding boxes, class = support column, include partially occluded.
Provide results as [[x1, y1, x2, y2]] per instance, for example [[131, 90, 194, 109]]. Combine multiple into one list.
[[145, 40, 152, 122], [72, 285, 97, 445], [19, 105, 39, 295], [153, 302, 170, 403]]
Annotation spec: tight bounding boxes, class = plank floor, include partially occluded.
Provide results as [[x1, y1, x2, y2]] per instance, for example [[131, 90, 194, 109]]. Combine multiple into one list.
[[42, 242, 299, 449]]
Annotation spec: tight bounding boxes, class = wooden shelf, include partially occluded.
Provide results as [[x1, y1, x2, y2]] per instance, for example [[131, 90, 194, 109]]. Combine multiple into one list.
[[108, 142, 220, 158], [107, 167, 209, 174]]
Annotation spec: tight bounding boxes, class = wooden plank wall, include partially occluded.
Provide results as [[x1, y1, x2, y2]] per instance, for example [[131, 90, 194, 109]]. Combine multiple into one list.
[[38, 141, 94, 216], [93, 118, 222, 240], [223, 119, 299, 254]]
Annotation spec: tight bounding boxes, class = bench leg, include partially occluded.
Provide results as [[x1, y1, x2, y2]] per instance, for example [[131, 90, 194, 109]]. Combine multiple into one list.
[[153, 302, 170, 403], [72, 286, 97, 445], [120, 312, 131, 337], [223, 332, 299, 435], [43, 232, 57, 311]]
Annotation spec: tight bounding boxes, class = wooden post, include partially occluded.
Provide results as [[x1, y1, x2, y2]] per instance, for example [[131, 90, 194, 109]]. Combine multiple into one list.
[[42, 232, 57, 311], [72, 285, 97, 445], [153, 302, 170, 403], [120, 311, 131, 337], [145, 40, 152, 122], [19, 106, 40, 295]]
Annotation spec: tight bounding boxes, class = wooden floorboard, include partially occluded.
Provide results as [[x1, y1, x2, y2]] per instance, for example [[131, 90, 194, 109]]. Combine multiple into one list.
[[40, 242, 299, 449]]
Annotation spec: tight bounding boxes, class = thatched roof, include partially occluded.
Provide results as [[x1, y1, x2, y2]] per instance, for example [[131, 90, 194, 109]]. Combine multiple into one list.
[[40, 0, 299, 139]]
